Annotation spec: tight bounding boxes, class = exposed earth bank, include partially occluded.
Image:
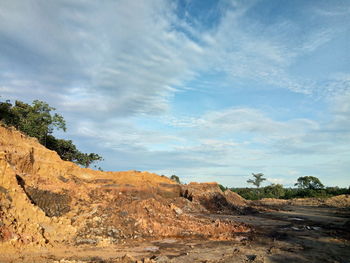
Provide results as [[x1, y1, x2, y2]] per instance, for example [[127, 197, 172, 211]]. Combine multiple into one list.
[[0, 126, 349, 262]]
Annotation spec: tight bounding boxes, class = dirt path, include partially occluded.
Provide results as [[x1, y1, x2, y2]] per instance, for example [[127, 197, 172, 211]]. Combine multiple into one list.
[[1, 205, 349, 263]]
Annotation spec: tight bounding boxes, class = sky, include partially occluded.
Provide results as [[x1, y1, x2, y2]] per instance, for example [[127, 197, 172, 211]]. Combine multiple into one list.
[[0, 0, 349, 187]]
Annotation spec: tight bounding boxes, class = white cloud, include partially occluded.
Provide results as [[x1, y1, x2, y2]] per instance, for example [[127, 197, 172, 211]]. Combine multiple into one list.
[[167, 107, 319, 143], [0, 0, 208, 117], [1, 0, 349, 114], [1, 0, 349, 187], [267, 178, 285, 185]]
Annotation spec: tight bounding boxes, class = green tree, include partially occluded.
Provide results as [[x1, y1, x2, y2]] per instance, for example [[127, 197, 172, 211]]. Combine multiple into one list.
[[263, 184, 285, 198], [0, 99, 17, 126], [76, 153, 104, 168], [247, 173, 266, 188], [0, 98, 103, 168], [170, 175, 181, 184], [218, 184, 228, 192], [295, 176, 324, 190], [46, 135, 80, 162], [1, 100, 66, 145]]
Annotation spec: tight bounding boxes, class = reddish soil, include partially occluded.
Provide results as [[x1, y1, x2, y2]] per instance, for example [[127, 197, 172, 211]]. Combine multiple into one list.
[[1, 126, 349, 262]]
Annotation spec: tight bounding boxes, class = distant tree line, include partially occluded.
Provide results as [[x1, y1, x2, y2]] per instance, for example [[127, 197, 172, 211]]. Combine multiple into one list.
[[221, 173, 349, 200], [0, 98, 103, 168], [230, 185, 350, 200]]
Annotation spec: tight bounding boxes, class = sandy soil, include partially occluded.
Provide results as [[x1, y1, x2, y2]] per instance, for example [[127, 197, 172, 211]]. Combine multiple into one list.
[[1, 126, 349, 262], [1, 204, 349, 263]]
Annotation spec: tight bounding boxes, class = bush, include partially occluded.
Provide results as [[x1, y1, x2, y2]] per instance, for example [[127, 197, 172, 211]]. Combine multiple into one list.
[[170, 175, 181, 184], [218, 184, 228, 192]]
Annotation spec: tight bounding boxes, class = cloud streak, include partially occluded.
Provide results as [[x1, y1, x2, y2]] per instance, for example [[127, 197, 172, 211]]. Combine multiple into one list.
[[0, 0, 349, 186], [0, 0, 207, 117]]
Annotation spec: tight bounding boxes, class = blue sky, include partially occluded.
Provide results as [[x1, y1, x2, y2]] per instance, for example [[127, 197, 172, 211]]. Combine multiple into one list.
[[1, 0, 349, 187]]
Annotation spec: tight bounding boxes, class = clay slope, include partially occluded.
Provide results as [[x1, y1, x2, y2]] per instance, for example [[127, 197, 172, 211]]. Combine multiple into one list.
[[0, 126, 249, 250]]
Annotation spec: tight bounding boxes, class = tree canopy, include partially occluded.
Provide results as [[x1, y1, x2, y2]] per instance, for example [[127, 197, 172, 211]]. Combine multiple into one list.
[[1, 100, 66, 144], [0, 98, 103, 168], [247, 173, 266, 188], [295, 176, 324, 190]]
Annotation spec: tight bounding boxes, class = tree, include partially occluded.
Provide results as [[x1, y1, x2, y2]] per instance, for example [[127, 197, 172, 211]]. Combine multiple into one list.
[[247, 173, 266, 188], [0, 99, 17, 126], [170, 175, 181, 184], [46, 135, 79, 162], [219, 184, 228, 192], [76, 153, 104, 168], [0, 98, 103, 168], [295, 176, 324, 190], [46, 135, 103, 168], [0, 100, 66, 145]]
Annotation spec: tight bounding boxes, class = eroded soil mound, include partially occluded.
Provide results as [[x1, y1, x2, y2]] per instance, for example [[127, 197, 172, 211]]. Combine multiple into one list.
[[324, 194, 350, 207], [0, 126, 249, 252], [1, 126, 349, 263], [223, 189, 248, 207], [180, 183, 248, 214]]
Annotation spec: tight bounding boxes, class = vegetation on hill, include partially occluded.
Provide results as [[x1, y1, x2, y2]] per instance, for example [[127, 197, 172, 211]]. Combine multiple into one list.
[[170, 174, 181, 184], [0, 98, 103, 168]]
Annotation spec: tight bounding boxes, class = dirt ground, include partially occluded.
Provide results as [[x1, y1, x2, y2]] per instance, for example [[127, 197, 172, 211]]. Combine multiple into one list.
[[1, 204, 349, 263], [1, 127, 349, 263]]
